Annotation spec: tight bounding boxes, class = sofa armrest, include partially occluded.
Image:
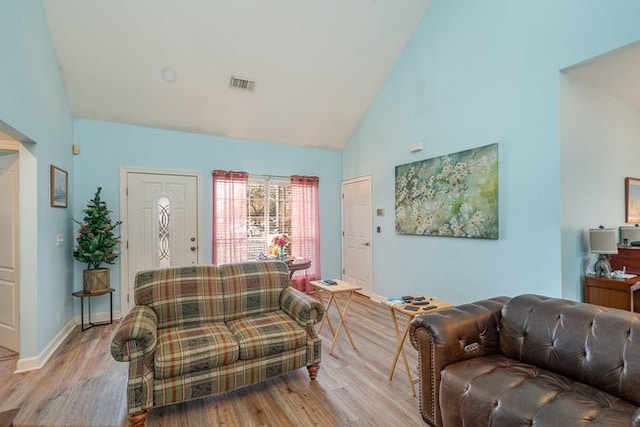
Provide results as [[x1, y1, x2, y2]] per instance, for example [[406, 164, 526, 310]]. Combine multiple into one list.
[[110, 305, 158, 415], [409, 296, 509, 427], [632, 407, 640, 427], [111, 305, 158, 361], [280, 286, 325, 333]]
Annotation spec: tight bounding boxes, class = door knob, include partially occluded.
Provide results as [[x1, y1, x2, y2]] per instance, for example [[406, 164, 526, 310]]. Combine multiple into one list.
[[190, 246, 196, 251], [363, 242, 370, 246], [191, 237, 196, 242]]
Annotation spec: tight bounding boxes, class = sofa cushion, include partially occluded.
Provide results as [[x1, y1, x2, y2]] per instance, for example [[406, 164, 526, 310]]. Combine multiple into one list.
[[135, 265, 225, 328], [219, 261, 290, 321], [155, 322, 238, 379], [226, 310, 307, 360], [440, 354, 638, 427]]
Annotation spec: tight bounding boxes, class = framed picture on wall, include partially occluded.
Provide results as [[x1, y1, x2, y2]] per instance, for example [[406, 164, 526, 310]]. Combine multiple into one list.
[[50, 165, 68, 208], [625, 177, 640, 223], [395, 143, 498, 239]]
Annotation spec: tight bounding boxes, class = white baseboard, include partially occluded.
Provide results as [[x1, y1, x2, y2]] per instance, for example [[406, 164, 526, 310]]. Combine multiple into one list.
[[14, 309, 121, 373], [370, 293, 388, 304], [15, 317, 75, 373], [76, 309, 121, 326]]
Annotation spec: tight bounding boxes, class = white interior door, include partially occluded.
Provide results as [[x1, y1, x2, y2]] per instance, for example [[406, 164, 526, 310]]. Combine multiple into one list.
[[121, 170, 200, 314], [341, 176, 372, 296], [0, 151, 19, 352]]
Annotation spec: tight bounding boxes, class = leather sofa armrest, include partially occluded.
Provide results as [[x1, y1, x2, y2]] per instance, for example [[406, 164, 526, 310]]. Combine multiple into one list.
[[632, 407, 640, 427], [280, 286, 325, 334], [409, 296, 509, 427]]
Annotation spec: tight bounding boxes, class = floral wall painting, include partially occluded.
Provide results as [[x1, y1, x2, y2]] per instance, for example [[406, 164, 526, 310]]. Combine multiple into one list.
[[395, 143, 498, 239], [50, 164, 68, 208], [625, 177, 640, 223]]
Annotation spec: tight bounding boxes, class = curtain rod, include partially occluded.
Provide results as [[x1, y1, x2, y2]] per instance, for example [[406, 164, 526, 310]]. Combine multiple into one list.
[[250, 173, 290, 181], [210, 171, 290, 181]]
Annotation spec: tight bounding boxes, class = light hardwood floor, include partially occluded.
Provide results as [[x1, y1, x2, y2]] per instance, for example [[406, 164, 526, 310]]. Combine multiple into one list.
[[0, 293, 427, 426]]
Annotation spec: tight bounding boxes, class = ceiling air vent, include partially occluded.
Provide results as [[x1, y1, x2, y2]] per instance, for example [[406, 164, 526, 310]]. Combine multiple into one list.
[[229, 75, 255, 92]]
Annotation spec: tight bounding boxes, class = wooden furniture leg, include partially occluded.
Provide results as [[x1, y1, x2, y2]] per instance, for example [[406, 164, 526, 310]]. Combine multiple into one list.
[[316, 291, 336, 337], [307, 364, 320, 380], [128, 410, 148, 427], [328, 291, 357, 354], [388, 307, 418, 396]]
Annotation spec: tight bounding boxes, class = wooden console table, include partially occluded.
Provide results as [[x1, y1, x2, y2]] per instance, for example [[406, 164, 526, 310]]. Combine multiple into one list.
[[584, 275, 640, 313]]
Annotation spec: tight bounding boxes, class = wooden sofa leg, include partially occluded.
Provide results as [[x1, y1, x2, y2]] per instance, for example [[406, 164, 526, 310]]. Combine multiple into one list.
[[307, 364, 320, 380], [128, 410, 148, 427]]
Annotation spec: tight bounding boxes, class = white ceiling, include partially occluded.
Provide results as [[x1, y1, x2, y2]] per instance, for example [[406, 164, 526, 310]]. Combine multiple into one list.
[[42, 0, 432, 150], [565, 41, 640, 110]]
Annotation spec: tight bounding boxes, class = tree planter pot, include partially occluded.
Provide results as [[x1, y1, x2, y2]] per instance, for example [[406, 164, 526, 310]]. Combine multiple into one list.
[[83, 268, 110, 293]]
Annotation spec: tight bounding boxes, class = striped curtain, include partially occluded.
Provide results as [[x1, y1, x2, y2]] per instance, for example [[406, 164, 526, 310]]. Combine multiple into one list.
[[212, 170, 248, 264], [290, 175, 321, 292]]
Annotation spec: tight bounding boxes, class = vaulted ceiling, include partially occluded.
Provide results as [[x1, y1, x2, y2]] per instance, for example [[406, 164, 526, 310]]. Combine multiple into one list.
[[42, 0, 432, 150], [565, 41, 640, 110]]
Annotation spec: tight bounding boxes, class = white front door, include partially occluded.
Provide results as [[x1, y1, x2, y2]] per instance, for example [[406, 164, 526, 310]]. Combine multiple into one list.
[[121, 169, 201, 314], [0, 151, 19, 352], [341, 176, 372, 296]]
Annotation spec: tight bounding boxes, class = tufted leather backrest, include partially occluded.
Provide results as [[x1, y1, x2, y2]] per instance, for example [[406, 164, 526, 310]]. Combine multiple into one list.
[[500, 294, 640, 405]]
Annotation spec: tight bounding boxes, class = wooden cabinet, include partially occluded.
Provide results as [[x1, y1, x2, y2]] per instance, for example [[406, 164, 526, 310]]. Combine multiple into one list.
[[585, 246, 640, 312], [584, 275, 640, 313], [609, 246, 640, 274]]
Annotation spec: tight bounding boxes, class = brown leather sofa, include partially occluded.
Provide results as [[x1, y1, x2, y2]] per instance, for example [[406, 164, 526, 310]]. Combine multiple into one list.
[[410, 294, 640, 427]]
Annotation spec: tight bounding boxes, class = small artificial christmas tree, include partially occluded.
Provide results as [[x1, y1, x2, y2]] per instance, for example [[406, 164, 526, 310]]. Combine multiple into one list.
[[73, 187, 123, 270]]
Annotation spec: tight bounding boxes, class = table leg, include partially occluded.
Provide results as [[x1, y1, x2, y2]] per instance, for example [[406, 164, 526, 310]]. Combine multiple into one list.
[[317, 291, 336, 337], [329, 291, 357, 354], [388, 307, 417, 396], [88, 296, 92, 327], [388, 308, 402, 378], [400, 317, 416, 396], [80, 297, 85, 331]]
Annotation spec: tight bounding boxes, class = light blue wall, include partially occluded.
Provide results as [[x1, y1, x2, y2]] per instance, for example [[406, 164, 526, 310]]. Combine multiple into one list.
[[72, 119, 343, 313], [5, 0, 640, 362], [0, 1, 74, 358], [1, 1, 341, 360], [343, 0, 640, 304]]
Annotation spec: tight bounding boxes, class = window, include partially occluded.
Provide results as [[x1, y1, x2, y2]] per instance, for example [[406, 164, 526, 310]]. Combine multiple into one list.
[[213, 171, 320, 293], [247, 179, 292, 259]]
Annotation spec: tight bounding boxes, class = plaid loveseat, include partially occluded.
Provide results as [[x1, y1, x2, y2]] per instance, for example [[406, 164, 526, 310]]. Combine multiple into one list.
[[111, 261, 324, 427]]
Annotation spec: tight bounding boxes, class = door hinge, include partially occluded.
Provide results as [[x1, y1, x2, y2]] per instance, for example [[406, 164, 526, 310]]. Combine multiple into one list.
[[127, 294, 129, 303], [126, 187, 128, 196]]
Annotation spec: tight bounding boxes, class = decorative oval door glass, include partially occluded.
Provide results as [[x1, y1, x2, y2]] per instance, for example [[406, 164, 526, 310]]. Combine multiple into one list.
[[158, 196, 171, 268]]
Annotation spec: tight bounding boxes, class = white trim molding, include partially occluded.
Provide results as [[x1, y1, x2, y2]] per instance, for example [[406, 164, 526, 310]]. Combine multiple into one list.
[[15, 318, 75, 373], [14, 310, 121, 373]]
